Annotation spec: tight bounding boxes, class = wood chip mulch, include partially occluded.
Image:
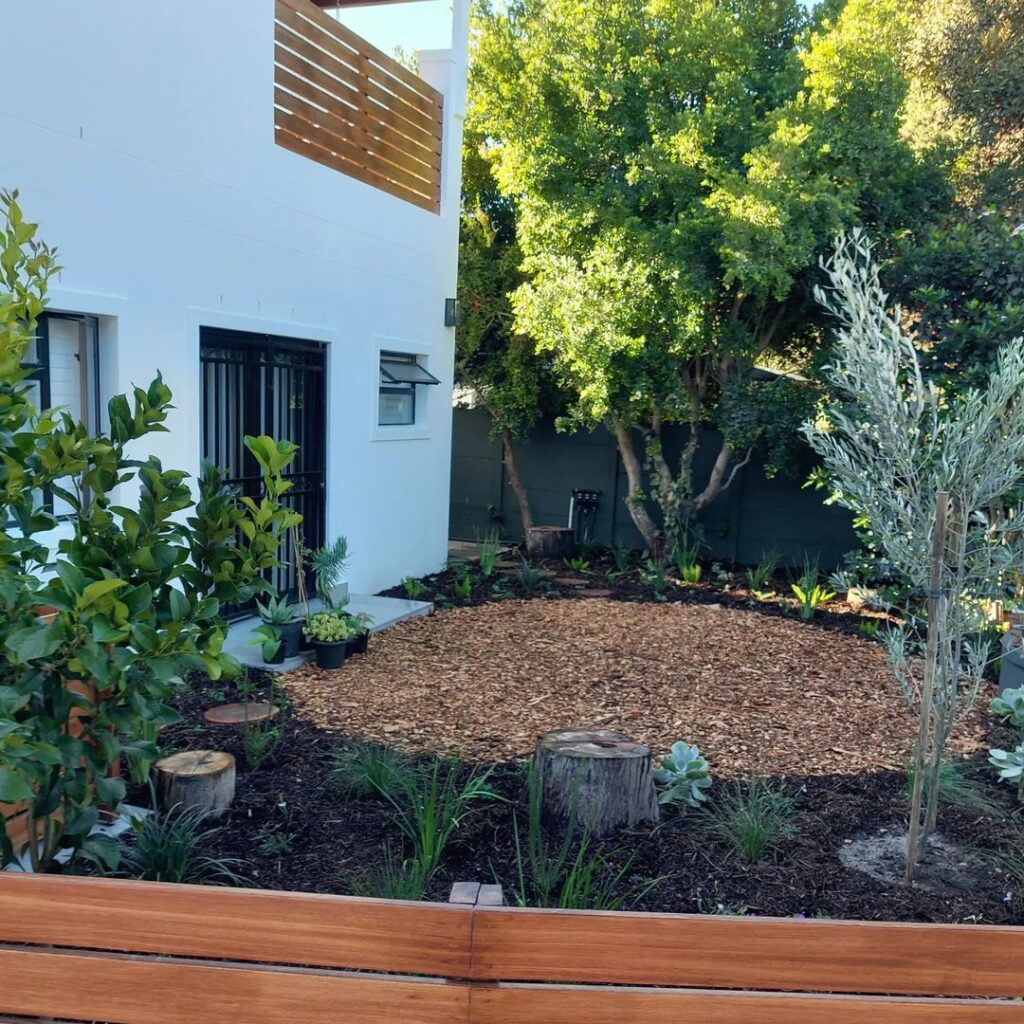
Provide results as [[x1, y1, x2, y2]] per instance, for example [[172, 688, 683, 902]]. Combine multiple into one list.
[[281, 599, 989, 776]]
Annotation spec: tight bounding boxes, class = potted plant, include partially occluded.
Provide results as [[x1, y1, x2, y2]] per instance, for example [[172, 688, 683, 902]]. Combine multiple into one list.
[[344, 612, 373, 656], [247, 623, 284, 665], [305, 611, 357, 670], [256, 594, 303, 658], [308, 536, 350, 610]]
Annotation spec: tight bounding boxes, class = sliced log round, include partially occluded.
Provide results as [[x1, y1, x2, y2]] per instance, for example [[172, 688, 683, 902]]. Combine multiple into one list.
[[536, 728, 659, 837], [154, 750, 236, 818], [203, 702, 280, 727], [525, 526, 575, 560]]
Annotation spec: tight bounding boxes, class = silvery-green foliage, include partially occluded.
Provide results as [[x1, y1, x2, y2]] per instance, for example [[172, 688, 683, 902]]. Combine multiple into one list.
[[989, 744, 1024, 791], [991, 687, 1024, 735], [803, 231, 1024, 737], [654, 742, 712, 808], [804, 231, 1024, 871]]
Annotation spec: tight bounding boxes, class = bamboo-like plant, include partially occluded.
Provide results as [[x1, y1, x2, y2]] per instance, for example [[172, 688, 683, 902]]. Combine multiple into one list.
[[803, 230, 1024, 881]]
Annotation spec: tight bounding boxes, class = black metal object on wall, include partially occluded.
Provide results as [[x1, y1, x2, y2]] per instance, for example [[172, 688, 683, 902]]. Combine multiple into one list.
[[449, 407, 858, 569]]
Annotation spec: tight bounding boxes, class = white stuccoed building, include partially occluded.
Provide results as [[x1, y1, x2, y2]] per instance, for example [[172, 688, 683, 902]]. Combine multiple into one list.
[[0, 0, 468, 596]]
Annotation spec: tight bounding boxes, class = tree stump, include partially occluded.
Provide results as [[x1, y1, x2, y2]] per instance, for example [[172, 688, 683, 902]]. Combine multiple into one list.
[[535, 729, 659, 836], [154, 750, 236, 818], [525, 526, 575, 560], [203, 702, 280, 727]]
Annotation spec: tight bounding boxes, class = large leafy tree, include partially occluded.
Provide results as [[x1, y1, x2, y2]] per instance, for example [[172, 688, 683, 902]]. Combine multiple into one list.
[[472, 0, 948, 554], [889, 0, 1024, 394], [455, 122, 557, 531]]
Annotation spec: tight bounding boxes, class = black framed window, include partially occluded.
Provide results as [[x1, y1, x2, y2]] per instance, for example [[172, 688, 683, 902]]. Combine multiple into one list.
[[23, 312, 102, 516], [378, 351, 440, 426]]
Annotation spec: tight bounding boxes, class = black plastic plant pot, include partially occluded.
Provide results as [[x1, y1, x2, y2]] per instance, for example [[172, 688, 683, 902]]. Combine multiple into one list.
[[279, 620, 304, 659], [314, 640, 348, 670], [264, 644, 285, 666], [347, 632, 369, 656]]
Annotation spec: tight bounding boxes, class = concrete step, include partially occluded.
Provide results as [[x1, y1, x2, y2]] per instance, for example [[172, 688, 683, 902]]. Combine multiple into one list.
[[223, 594, 433, 675]]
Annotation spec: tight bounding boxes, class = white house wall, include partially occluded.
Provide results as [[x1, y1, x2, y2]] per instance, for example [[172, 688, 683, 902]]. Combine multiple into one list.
[[0, 0, 467, 594]]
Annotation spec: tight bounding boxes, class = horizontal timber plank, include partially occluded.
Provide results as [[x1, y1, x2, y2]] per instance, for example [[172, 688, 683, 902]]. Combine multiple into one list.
[[273, 70, 438, 176], [0, 874, 470, 976], [276, 122, 439, 212], [471, 907, 1024, 998], [274, 45, 442, 156], [277, 0, 441, 106], [275, 5, 442, 130], [274, 86, 439, 188], [0, 947, 465, 1024], [274, 104, 437, 198], [470, 985, 1024, 1024]]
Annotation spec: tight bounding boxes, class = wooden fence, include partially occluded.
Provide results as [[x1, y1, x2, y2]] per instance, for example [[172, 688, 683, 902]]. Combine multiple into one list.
[[1, 873, 1023, 1022], [273, 0, 444, 213]]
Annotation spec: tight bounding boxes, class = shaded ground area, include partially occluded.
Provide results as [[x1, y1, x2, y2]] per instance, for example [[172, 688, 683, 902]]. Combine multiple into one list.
[[280, 599, 988, 773], [158, 665, 1022, 923]]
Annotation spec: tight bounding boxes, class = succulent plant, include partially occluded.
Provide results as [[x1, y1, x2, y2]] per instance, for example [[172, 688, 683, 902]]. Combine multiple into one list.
[[653, 741, 712, 808]]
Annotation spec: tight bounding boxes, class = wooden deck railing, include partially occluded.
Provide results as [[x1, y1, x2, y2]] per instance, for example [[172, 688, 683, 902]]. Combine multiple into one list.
[[273, 0, 444, 213], [1, 873, 1023, 1021]]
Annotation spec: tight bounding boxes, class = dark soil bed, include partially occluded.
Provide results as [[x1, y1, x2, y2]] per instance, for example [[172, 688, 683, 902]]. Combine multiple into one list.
[[147, 554, 1024, 926]]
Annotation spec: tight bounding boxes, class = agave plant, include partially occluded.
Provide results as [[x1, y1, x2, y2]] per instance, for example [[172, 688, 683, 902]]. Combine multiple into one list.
[[653, 741, 712, 808], [991, 687, 1024, 736]]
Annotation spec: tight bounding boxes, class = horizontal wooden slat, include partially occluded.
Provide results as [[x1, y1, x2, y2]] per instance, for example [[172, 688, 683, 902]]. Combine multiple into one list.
[[276, 120, 439, 212], [274, 85, 438, 189], [275, 4, 442, 132], [0, 947, 466, 1024], [273, 0, 442, 212], [274, 105, 437, 201], [471, 907, 1024, 998], [0, 874, 470, 977], [278, 0, 441, 105], [471, 984, 1024, 1024], [274, 45, 441, 161]]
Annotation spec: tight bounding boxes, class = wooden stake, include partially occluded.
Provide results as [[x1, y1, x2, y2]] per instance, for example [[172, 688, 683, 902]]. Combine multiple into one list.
[[905, 491, 948, 884]]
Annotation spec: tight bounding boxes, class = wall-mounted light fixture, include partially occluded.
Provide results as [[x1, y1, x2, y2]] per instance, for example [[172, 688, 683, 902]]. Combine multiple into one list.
[[444, 298, 459, 327]]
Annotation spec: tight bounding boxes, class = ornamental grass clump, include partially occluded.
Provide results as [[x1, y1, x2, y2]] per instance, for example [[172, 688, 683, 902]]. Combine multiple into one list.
[[803, 230, 1024, 881]]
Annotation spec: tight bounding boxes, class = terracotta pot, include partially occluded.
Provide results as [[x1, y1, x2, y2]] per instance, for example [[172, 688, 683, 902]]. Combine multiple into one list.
[[2, 677, 121, 856]]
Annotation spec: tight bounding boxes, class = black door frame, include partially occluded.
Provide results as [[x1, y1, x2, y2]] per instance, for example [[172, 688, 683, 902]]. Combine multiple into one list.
[[199, 326, 327, 604]]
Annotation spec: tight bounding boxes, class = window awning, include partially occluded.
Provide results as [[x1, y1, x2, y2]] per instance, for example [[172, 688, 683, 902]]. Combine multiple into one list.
[[380, 357, 441, 386]]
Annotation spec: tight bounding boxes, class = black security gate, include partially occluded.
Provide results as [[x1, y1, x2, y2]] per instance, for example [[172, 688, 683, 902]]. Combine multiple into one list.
[[200, 327, 326, 603]]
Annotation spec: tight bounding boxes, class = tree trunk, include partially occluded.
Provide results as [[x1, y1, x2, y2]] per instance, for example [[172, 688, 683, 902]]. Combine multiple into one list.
[[536, 729, 659, 837], [906, 491, 948, 883], [611, 417, 663, 555], [502, 429, 534, 533], [154, 750, 236, 818], [525, 525, 574, 560]]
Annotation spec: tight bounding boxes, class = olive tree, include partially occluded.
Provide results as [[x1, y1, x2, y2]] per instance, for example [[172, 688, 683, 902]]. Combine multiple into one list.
[[803, 231, 1024, 880]]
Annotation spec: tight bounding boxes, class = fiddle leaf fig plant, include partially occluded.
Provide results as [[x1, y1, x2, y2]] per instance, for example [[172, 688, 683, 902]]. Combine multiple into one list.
[[0, 190, 300, 871]]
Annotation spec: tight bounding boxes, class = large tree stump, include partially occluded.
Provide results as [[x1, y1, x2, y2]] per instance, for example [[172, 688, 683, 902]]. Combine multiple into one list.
[[535, 729, 659, 836], [154, 750, 236, 818], [525, 526, 575, 560]]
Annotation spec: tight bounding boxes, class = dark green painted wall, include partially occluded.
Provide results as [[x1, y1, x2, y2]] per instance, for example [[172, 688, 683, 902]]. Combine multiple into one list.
[[449, 407, 859, 569]]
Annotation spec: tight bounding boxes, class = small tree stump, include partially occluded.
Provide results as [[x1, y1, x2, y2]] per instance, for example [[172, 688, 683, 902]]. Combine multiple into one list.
[[525, 526, 575, 560], [203, 702, 280, 727], [154, 750, 236, 818], [536, 729, 659, 836]]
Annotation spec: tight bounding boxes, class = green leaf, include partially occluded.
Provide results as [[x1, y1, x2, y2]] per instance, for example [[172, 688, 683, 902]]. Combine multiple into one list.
[[78, 578, 128, 610], [5, 625, 61, 662], [0, 769, 33, 802]]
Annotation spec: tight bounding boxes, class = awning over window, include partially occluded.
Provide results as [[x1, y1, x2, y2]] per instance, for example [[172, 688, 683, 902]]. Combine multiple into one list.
[[380, 357, 441, 386]]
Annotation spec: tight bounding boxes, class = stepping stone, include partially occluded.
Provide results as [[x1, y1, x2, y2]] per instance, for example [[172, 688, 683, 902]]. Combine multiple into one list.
[[554, 576, 586, 586], [578, 588, 613, 598], [203, 702, 280, 727]]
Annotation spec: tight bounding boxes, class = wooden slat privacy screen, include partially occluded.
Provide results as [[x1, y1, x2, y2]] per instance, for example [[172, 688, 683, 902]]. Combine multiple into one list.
[[2, 874, 1024, 1022], [273, 0, 443, 213]]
